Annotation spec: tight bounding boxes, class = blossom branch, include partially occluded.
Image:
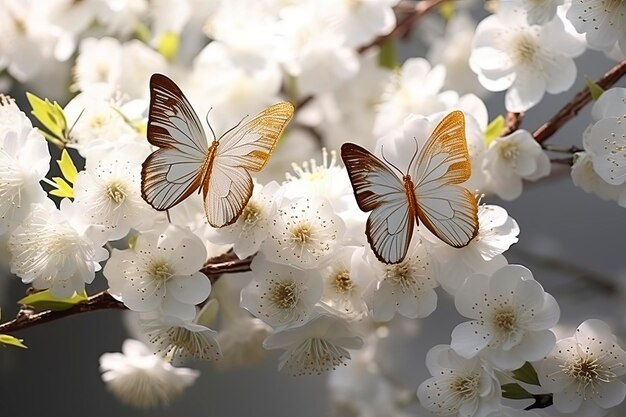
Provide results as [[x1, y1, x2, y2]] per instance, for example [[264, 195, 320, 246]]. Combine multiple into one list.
[[533, 59, 626, 144], [296, 0, 447, 110], [0, 252, 255, 334]]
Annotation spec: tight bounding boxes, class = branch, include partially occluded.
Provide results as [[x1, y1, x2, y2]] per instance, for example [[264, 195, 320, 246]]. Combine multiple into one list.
[[296, 0, 447, 110], [533, 59, 626, 144], [0, 291, 125, 334], [0, 252, 255, 334], [501, 112, 524, 137]]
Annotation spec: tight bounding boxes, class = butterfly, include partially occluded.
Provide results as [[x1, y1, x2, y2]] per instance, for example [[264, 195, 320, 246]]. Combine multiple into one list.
[[141, 73, 294, 228], [341, 111, 479, 264]]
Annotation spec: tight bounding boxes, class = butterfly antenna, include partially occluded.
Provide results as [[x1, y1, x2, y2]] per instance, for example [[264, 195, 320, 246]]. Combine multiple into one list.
[[205, 108, 217, 141], [219, 114, 249, 140], [380, 145, 405, 176], [407, 137, 420, 172]]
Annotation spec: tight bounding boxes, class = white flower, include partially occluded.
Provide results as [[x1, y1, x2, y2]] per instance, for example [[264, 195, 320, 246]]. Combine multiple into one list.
[[283, 148, 353, 212], [141, 314, 221, 361], [99, 339, 199, 409], [240, 255, 323, 329], [333, 0, 398, 48], [73, 37, 123, 97], [73, 142, 154, 241], [374, 58, 458, 136], [427, 13, 485, 96], [263, 197, 344, 268], [470, 5, 585, 112], [263, 314, 363, 376], [275, 2, 359, 96], [217, 316, 273, 369], [119, 40, 168, 100], [571, 152, 626, 206], [417, 344, 501, 417], [0, 96, 49, 236], [433, 204, 519, 295], [452, 265, 559, 370], [567, 0, 626, 54], [209, 181, 281, 259], [319, 246, 371, 319], [535, 319, 626, 416], [96, 0, 148, 38], [483, 129, 551, 200], [9, 199, 109, 297], [104, 224, 210, 321], [64, 92, 141, 156], [357, 239, 438, 322]]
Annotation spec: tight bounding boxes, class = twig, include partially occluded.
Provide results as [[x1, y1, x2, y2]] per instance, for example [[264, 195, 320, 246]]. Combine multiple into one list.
[[525, 394, 553, 411], [0, 252, 255, 334], [533, 59, 626, 144], [550, 156, 574, 165], [501, 112, 524, 137]]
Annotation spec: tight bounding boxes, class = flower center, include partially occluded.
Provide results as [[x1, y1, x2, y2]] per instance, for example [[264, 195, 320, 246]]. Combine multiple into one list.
[[291, 223, 312, 245], [332, 270, 353, 293], [497, 141, 520, 162], [148, 261, 171, 281], [492, 307, 517, 332], [105, 180, 128, 204], [242, 202, 261, 225], [511, 32, 538, 67], [563, 356, 615, 388], [270, 280, 298, 309], [45, 225, 80, 255], [89, 114, 108, 129], [385, 262, 417, 292], [450, 373, 480, 400]]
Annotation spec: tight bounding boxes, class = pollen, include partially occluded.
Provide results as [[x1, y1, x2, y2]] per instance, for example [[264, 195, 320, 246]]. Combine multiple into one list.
[[270, 280, 299, 309], [291, 223, 313, 245], [332, 270, 353, 293], [511, 32, 539, 67], [148, 261, 171, 281], [242, 202, 261, 225], [492, 307, 517, 332], [385, 262, 417, 293], [450, 373, 480, 400], [105, 180, 128, 204], [497, 140, 520, 162], [563, 355, 616, 392]]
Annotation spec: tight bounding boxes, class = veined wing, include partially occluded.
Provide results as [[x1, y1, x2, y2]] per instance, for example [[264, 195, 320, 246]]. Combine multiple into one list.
[[412, 111, 479, 247], [141, 73, 208, 210], [204, 102, 294, 227], [341, 142, 414, 264]]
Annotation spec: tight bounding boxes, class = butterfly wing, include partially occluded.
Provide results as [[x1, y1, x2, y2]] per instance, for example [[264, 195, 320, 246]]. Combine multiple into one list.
[[141, 73, 208, 210], [204, 102, 294, 227], [341, 143, 414, 264], [412, 111, 479, 248]]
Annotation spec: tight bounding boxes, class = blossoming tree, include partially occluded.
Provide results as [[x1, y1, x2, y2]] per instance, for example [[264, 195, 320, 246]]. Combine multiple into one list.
[[0, 0, 626, 416]]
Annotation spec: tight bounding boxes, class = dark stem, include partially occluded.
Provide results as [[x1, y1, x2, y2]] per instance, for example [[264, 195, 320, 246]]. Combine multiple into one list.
[[525, 393, 554, 411]]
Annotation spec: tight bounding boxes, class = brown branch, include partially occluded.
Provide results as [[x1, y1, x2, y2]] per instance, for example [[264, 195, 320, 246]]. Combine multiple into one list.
[[296, 0, 447, 110], [501, 112, 524, 137], [533, 59, 626, 144], [0, 291, 125, 334], [0, 252, 255, 334]]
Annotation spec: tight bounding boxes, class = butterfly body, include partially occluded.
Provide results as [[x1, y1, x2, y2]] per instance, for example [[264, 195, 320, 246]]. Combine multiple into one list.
[[141, 73, 294, 228], [341, 111, 479, 264]]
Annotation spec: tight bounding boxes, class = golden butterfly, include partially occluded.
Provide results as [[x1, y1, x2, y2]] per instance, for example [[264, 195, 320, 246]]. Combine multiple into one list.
[[341, 111, 479, 264], [141, 73, 294, 227]]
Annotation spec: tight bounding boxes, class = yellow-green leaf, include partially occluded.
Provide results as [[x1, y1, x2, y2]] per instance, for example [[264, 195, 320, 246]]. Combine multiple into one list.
[[484, 115, 506, 146], [501, 383, 533, 400], [439, 1, 456, 21], [378, 37, 399, 70], [586, 78, 605, 101], [26, 92, 67, 143], [49, 177, 74, 199], [134, 22, 151, 43], [18, 290, 87, 312], [127, 234, 139, 249], [196, 299, 219, 327], [0, 334, 27, 349], [158, 32, 180, 62], [57, 149, 78, 184]]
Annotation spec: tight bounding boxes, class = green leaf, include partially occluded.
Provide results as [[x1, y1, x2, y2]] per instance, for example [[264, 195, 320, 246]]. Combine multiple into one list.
[[378, 38, 399, 70], [158, 31, 180, 62], [501, 383, 533, 400], [26, 92, 67, 143], [484, 115, 506, 146], [57, 149, 78, 184], [439, 1, 456, 21], [0, 334, 27, 349], [49, 177, 74, 199], [196, 299, 219, 327], [512, 361, 541, 386], [18, 290, 87, 311], [586, 78, 605, 101]]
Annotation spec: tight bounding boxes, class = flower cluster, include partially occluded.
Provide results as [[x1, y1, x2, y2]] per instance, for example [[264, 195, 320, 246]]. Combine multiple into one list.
[[0, 0, 625, 415]]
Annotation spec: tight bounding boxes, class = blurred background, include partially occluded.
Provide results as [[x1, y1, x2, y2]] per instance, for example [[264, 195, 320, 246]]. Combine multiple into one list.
[[1, 1, 625, 416]]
